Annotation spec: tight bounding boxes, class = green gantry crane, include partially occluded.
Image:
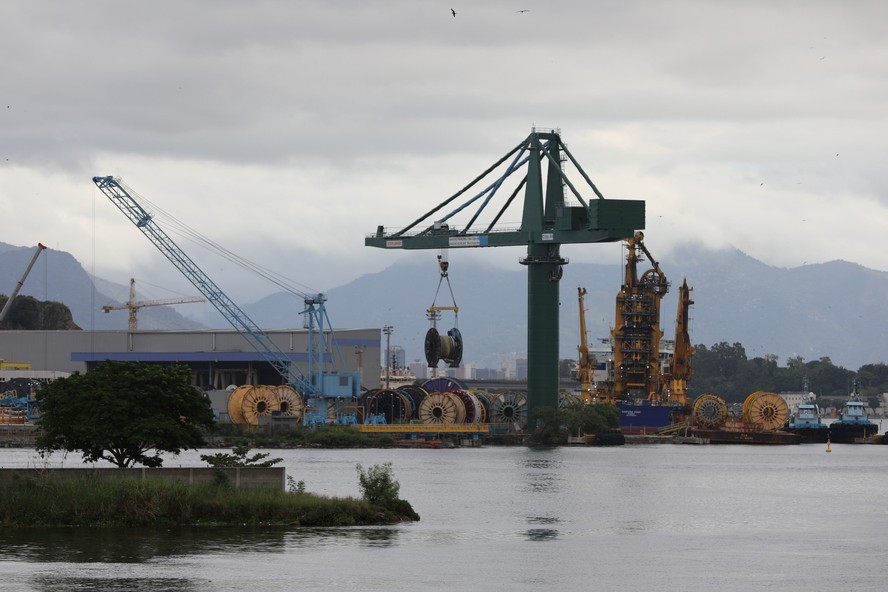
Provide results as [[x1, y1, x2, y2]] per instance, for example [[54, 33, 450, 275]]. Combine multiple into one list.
[[365, 129, 645, 421]]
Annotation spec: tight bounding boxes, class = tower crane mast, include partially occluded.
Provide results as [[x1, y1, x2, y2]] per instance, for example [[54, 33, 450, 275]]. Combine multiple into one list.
[[91, 176, 358, 400], [102, 277, 205, 331]]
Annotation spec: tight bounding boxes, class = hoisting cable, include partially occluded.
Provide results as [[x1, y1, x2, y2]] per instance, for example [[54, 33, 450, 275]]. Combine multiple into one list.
[[124, 181, 317, 299], [429, 253, 458, 327]]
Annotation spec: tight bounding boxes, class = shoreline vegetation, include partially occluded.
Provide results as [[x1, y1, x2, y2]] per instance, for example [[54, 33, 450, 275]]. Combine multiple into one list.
[[0, 473, 420, 528]]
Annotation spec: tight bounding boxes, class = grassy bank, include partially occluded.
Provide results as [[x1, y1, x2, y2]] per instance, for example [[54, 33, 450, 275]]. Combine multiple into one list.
[[0, 476, 419, 528]]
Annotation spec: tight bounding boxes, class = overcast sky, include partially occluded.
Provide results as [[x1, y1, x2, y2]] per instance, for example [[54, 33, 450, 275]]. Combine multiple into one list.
[[2, 1, 886, 304]]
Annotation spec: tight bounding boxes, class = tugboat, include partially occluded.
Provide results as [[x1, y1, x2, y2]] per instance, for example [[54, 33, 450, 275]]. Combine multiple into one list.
[[828, 380, 878, 444], [785, 397, 830, 443]]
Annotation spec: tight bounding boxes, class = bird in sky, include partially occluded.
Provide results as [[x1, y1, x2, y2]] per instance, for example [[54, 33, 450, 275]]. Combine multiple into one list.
[[451, 8, 456, 17], [516, 9, 530, 13]]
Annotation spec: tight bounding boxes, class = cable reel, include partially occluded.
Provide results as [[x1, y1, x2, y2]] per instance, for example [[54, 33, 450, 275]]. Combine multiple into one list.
[[424, 251, 463, 368]]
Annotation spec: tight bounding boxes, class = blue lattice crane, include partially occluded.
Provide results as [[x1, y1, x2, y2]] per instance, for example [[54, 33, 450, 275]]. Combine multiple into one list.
[[92, 176, 359, 408]]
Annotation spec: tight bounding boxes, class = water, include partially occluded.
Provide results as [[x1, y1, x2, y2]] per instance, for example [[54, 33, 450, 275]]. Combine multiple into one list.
[[1, 443, 887, 591]]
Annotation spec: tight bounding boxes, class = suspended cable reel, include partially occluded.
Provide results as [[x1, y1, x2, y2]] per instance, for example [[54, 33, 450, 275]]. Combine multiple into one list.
[[424, 250, 463, 368]]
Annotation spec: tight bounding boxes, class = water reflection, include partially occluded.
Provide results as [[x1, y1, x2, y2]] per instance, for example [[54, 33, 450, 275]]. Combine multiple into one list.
[[526, 516, 559, 525], [524, 515, 560, 541], [285, 526, 401, 549], [520, 455, 564, 494], [0, 525, 403, 562], [524, 528, 559, 541], [0, 526, 288, 563], [31, 575, 198, 592]]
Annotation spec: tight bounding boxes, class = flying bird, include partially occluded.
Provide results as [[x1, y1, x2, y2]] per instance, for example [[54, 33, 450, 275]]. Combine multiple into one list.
[[451, 8, 456, 17], [516, 9, 530, 12]]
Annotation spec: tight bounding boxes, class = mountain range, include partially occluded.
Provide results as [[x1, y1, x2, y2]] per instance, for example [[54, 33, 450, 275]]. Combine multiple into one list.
[[2, 240, 886, 371]]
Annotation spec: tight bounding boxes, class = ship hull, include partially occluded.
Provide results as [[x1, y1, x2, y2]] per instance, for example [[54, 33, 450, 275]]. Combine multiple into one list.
[[828, 422, 878, 444], [617, 403, 686, 434], [690, 428, 800, 445], [785, 426, 830, 443]]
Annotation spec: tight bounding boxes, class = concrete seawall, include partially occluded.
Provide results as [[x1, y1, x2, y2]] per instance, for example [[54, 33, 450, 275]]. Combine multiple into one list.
[[0, 467, 286, 490]]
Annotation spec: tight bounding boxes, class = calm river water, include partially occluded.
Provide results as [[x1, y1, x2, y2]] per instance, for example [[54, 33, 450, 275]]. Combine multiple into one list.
[[1, 443, 886, 591]]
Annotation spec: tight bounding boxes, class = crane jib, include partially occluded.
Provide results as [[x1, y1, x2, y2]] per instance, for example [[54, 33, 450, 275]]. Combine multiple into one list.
[[91, 175, 359, 401]]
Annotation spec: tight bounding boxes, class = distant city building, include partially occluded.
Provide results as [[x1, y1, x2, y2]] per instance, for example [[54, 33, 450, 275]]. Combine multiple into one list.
[[409, 360, 429, 380], [475, 368, 504, 380], [386, 345, 406, 370], [515, 358, 527, 380], [778, 391, 815, 414], [876, 393, 888, 418]]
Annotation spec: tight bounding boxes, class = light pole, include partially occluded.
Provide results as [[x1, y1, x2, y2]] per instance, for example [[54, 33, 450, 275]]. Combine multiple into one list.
[[354, 345, 366, 388], [382, 325, 393, 389]]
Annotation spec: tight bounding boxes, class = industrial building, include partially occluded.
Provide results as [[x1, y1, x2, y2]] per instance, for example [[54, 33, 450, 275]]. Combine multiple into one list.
[[0, 328, 381, 391]]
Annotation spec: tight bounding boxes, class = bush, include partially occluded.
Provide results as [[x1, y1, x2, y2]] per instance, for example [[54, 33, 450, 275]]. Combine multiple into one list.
[[356, 462, 400, 506]]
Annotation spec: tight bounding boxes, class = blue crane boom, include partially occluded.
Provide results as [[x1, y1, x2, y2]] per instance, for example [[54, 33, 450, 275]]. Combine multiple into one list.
[[92, 175, 357, 400]]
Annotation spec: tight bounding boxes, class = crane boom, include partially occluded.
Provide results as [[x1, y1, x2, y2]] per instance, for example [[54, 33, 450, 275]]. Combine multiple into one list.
[[0, 243, 47, 324], [662, 278, 693, 406], [576, 287, 593, 403], [91, 176, 319, 392]]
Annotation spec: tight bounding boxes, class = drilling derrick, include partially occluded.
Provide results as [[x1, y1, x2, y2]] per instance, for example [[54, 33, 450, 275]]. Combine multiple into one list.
[[610, 231, 669, 402], [661, 278, 694, 405]]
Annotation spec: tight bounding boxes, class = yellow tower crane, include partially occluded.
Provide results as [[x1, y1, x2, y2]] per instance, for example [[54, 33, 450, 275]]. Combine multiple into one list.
[[576, 287, 594, 403], [102, 278, 205, 330]]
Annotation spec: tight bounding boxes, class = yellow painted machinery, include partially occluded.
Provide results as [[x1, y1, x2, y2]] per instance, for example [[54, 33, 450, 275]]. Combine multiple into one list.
[[610, 231, 669, 402], [660, 279, 694, 406]]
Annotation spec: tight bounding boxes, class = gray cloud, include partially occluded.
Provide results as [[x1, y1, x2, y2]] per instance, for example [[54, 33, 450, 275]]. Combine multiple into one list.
[[1, 0, 886, 303]]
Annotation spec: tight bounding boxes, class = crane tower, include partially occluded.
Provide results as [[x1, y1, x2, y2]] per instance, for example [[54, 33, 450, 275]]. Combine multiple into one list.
[[102, 278, 205, 330], [365, 129, 645, 418]]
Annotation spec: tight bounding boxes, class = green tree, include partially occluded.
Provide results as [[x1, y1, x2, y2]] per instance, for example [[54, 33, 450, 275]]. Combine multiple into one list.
[[36, 361, 215, 468], [201, 443, 282, 467], [561, 402, 620, 435], [559, 358, 577, 379], [356, 462, 400, 506], [527, 406, 568, 446]]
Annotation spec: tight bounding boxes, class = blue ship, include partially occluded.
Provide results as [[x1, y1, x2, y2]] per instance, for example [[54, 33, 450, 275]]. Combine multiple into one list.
[[785, 400, 829, 443], [829, 381, 878, 443]]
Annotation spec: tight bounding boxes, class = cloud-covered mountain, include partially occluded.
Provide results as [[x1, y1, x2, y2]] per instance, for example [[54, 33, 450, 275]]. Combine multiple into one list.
[[3, 240, 886, 370], [245, 243, 888, 371]]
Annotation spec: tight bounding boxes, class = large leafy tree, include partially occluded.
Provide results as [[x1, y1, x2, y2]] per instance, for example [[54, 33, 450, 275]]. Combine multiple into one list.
[[36, 361, 215, 467]]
